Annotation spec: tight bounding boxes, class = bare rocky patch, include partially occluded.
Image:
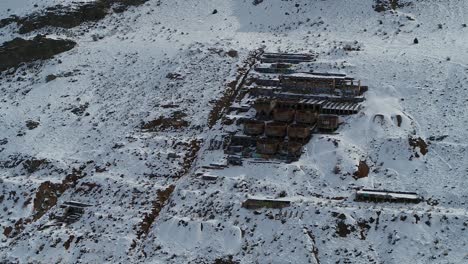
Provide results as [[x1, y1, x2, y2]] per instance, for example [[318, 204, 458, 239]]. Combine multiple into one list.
[[23, 158, 49, 173], [0, 35, 76, 72], [353, 160, 370, 179], [0, 0, 150, 34], [4, 167, 85, 238], [373, 0, 411, 12], [141, 111, 189, 131], [409, 136, 428, 157]]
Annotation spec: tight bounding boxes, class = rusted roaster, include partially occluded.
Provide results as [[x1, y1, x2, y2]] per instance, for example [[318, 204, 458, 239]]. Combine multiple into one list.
[[295, 110, 318, 124], [317, 114, 340, 131], [287, 124, 310, 140], [287, 141, 303, 156], [256, 138, 279, 155], [253, 99, 276, 119], [243, 120, 265, 136], [265, 122, 287, 138], [272, 108, 296, 123]]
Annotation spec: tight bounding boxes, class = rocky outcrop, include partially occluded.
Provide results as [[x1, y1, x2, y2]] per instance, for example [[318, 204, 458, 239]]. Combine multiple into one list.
[[409, 136, 428, 156], [18, 3, 108, 34], [373, 0, 411, 12], [0, 35, 76, 72], [0, 0, 149, 34], [353, 160, 369, 179]]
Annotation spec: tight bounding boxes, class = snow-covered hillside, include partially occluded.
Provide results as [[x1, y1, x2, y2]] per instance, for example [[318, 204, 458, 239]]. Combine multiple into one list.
[[1, 0, 468, 263]]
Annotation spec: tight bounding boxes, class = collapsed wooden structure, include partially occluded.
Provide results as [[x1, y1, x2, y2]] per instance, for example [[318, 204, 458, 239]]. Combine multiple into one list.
[[255, 63, 295, 74], [56, 201, 92, 224]]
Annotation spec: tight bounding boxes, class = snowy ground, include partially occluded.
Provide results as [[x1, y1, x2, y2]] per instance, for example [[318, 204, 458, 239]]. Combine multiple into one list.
[[1, 0, 468, 263]]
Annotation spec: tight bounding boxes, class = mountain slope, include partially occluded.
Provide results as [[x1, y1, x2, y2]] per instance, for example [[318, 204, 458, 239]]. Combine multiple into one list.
[[1, 0, 468, 263]]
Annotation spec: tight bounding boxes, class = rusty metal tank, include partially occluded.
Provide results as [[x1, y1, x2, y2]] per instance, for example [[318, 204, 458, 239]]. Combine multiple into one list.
[[243, 120, 265, 136], [265, 122, 287, 138], [317, 114, 339, 131], [287, 124, 310, 139], [295, 110, 318, 124], [256, 139, 279, 155], [273, 108, 296, 123], [287, 141, 303, 156]]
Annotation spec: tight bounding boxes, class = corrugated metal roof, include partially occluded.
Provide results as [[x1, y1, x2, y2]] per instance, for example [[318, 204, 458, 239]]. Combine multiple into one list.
[[322, 101, 361, 111]]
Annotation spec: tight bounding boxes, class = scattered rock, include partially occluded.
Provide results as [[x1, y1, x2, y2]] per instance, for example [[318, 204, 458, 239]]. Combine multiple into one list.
[[357, 220, 371, 240], [336, 220, 355, 237], [212, 9, 218, 15], [227, 49, 238, 58], [26, 120, 40, 130], [252, 0, 264, 6], [3, 226, 13, 237], [166, 72, 183, 80], [213, 256, 238, 264], [45, 74, 57, 82], [428, 135, 448, 142], [70, 103, 89, 116]]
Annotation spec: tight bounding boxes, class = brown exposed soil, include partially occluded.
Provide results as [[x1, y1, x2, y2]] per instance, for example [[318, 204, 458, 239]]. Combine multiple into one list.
[[173, 139, 202, 179], [5, 218, 31, 238], [353, 160, 369, 179], [141, 111, 189, 131], [136, 185, 175, 240], [3, 226, 13, 237], [0, 35, 76, 72], [409, 136, 428, 156]]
